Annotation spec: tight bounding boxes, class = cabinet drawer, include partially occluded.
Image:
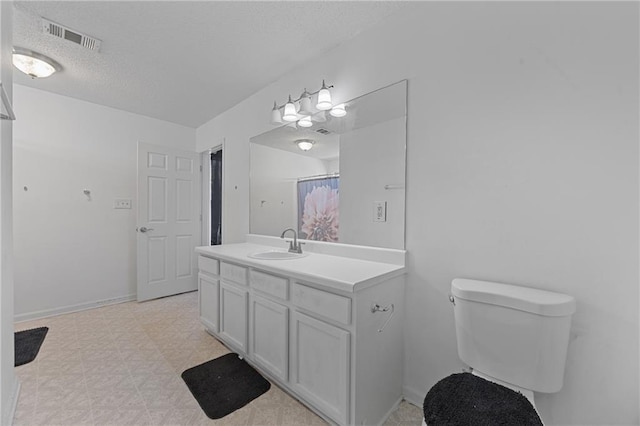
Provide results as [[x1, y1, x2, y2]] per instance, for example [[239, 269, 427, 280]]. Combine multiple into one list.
[[250, 270, 288, 300], [198, 256, 220, 276], [220, 261, 248, 285], [292, 283, 351, 326]]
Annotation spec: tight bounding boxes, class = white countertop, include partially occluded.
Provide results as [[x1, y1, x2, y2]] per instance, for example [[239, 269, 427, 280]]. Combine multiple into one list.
[[195, 243, 406, 293]]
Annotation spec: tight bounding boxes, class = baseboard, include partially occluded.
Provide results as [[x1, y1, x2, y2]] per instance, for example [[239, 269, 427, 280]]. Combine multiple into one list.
[[3, 378, 20, 426], [14, 294, 136, 323], [403, 384, 425, 408], [375, 396, 403, 426]]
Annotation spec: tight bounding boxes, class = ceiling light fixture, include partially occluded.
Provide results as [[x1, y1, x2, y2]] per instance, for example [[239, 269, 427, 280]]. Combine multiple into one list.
[[270, 80, 346, 126], [296, 139, 315, 151], [12, 47, 61, 78]]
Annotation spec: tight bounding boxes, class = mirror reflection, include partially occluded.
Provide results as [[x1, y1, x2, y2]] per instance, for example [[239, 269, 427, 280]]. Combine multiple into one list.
[[250, 80, 407, 250]]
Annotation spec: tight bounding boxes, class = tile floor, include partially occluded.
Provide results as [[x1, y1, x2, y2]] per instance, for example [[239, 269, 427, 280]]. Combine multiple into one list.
[[14, 291, 422, 425]]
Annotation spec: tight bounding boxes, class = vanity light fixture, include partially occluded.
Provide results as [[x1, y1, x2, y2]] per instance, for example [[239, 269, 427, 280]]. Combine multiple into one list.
[[298, 89, 313, 115], [282, 95, 298, 122], [330, 103, 347, 118], [316, 80, 332, 110], [12, 47, 61, 78], [296, 139, 315, 151], [298, 116, 313, 128], [270, 80, 345, 126], [270, 101, 283, 125]]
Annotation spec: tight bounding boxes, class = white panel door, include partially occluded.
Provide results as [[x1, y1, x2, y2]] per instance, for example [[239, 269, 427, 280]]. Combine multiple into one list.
[[137, 143, 200, 302]]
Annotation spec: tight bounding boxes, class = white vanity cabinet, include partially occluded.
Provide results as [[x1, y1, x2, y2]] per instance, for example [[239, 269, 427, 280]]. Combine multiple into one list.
[[292, 310, 350, 424], [196, 243, 405, 426], [197, 256, 220, 333], [250, 293, 289, 381], [219, 262, 249, 353]]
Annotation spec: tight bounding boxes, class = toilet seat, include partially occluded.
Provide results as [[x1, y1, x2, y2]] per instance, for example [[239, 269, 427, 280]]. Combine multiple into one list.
[[423, 373, 543, 426]]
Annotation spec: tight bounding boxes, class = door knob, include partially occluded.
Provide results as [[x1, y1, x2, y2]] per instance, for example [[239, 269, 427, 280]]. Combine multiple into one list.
[[139, 226, 154, 233]]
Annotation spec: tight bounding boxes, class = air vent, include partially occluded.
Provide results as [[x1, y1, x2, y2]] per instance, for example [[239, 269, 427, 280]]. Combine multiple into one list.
[[42, 19, 101, 51], [315, 128, 332, 135]]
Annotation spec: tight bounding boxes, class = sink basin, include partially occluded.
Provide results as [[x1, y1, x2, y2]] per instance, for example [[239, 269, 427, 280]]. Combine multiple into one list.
[[248, 250, 308, 260]]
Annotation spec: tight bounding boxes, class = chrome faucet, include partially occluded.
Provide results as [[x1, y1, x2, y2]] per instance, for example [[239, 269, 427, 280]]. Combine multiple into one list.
[[280, 228, 303, 254]]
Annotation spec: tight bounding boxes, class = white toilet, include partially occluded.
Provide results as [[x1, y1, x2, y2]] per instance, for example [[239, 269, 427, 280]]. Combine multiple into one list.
[[422, 278, 576, 425]]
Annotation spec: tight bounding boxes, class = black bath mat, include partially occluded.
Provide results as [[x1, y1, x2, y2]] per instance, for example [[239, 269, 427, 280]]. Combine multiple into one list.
[[181, 353, 271, 419], [15, 327, 48, 366], [423, 372, 543, 426]]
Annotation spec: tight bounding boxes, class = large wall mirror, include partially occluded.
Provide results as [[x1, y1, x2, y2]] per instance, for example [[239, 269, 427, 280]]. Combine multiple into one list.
[[250, 80, 407, 250]]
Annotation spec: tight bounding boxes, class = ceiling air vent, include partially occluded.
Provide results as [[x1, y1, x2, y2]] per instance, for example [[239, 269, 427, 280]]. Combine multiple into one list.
[[315, 128, 332, 135], [41, 19, 101, 51]]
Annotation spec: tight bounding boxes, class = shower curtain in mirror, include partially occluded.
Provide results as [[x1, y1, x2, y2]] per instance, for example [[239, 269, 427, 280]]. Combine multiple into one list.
[[297, 176, 339, 242]]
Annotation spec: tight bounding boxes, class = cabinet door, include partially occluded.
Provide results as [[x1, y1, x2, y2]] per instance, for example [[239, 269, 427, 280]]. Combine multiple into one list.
[[249, 294, 288, 381], [199, 274, 219, 333], [292, 311, 350, 425], [220, 281, 248, 354]]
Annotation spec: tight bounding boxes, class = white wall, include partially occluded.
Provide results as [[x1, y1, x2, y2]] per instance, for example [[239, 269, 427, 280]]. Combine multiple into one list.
[[250, 143, 329, 236], [13, 85, 196, 319], [340, 117, 405, 249], [197, 3, 639, 425], [0, 1, 17, 423]]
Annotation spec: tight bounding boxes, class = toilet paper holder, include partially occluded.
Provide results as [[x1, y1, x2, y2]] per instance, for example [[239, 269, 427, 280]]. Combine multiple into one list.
[[371, 303, 395, 333]]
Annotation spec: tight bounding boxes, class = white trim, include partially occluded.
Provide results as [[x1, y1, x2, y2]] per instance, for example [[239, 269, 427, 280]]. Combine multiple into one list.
[[14, 294, 136, 323], [201, 142, 224, 246], [3, 378, 20, 426], [374, 396, 403, 426], [200, 150, 210, 245], [402, 384, 425, 408]]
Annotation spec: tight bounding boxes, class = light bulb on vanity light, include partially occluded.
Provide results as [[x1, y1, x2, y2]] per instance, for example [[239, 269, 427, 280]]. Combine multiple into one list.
[[298, 116, 312, 128], [270, 101, 283, 125], [298, 89, 313, 115], [329, 103, 346, 118], [282, 95, 298, 122], [316, 80, 332, 111]]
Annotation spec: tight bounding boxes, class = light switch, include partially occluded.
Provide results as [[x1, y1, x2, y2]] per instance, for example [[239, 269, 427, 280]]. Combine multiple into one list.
[[373, 201, 387, 222], [114, 199, 132, 209]]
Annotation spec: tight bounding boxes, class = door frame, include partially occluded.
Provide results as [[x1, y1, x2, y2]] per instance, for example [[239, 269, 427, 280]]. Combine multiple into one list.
[[200, 142, 224, 246]]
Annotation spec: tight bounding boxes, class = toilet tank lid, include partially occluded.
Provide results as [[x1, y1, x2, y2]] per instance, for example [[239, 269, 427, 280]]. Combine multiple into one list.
[[451, 278, 576, 317]]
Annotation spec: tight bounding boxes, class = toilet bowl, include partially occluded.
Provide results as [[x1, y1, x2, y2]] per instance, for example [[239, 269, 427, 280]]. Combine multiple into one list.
[[421, 278, 576, 426]]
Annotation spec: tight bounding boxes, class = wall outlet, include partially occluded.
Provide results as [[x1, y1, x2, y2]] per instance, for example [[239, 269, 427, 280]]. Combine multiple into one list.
[[373, 201, 387, 222], [114, 199, 132, 209]]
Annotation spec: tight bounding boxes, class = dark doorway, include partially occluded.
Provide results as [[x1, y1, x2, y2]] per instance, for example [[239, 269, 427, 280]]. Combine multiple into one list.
[[210, 150, 222, 245]]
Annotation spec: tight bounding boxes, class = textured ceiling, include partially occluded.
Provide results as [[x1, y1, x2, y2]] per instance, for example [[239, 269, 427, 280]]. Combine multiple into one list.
[[13, 1, 407, 128]]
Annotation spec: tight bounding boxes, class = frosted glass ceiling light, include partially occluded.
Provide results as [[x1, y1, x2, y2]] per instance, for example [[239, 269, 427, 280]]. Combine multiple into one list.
[[330, 103, 346, 118], [316, 80, 333, 111], [12, 47, 61, 78], [298, 116, 312, 128], [270, 101, 283, 125], [296, 139, 315, 151], [282, 95, 298, 122]]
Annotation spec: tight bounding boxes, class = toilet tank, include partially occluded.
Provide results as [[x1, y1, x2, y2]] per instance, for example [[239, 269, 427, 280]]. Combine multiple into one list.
[[451, 278, 576, 393]]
